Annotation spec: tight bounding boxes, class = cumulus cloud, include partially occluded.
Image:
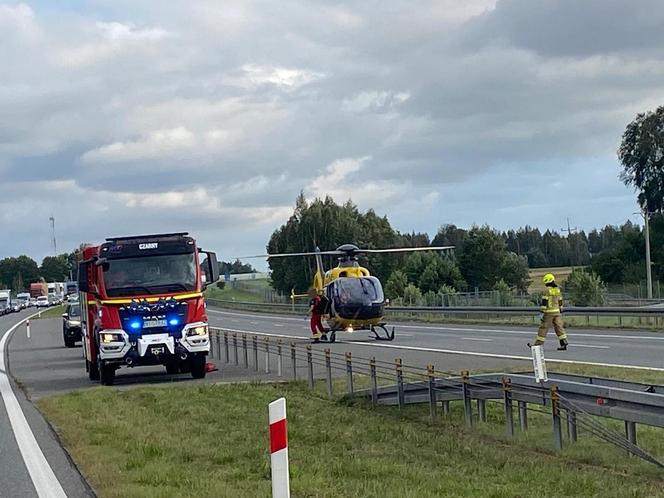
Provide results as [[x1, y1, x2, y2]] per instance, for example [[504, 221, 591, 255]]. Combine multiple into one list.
[[1, 0, 660, 261]]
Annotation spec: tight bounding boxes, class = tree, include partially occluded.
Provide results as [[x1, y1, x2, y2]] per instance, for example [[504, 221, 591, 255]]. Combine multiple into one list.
[[493, 279, 513, 306], [384, 270, 408, 299], [564, 269, 606, 306], [458, 226, 529, 291], [40, 254, 71, 282], [0, 256, 40, 290], [618, 106, 664, 213], [403, 283, 422, 306]]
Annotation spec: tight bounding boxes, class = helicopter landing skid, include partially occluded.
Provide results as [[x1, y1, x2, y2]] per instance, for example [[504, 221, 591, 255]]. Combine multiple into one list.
[[371, 324, 395, 341]]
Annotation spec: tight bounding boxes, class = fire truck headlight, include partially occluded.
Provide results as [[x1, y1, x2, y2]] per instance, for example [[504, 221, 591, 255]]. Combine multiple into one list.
[[186, 325, 208, 337], [101, 332, 123, 343]]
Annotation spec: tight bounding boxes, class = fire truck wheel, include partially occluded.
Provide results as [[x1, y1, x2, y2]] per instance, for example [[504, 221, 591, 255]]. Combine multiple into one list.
[[64, 334, 76, 348], [88, 360, 100, 381], [99, 359, 116, 386], [165, 361, 179, 375], [190, 354, 206, 379]]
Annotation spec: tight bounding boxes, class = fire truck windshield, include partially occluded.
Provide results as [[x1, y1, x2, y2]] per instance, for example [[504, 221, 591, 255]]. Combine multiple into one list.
[[103, 254, 197, 297]]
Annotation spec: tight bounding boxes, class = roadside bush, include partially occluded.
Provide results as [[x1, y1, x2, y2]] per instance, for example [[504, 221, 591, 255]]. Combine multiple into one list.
[[216, 281, 226, 290], [564, 269, 606, 306], [493, 279, 513, 306], [403, 283, 422, 306]]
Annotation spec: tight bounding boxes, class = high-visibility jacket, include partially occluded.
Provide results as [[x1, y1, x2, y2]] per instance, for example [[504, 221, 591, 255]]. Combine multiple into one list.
[[541, 286, 563, 314]]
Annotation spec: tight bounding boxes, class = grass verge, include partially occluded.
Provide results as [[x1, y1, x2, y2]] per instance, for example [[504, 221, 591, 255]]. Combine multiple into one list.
[[32, 305, 65, 319], [40, 380, 664, 498]]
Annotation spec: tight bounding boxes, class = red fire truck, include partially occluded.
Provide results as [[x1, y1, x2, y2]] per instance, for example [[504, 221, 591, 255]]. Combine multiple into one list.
[[77, 233, 219, 385]]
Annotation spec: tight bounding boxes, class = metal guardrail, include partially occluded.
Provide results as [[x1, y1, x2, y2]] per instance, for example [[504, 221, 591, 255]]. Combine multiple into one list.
[[208, 326, 664, 467], [206, 298, 664, 320]]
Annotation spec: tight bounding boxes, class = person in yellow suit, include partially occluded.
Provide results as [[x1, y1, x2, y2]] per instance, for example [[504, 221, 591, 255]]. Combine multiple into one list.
[[528, 273, 569, 350]]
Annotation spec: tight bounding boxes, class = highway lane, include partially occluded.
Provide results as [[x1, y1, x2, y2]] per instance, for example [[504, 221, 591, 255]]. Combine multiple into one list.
[[207, 308, 664, 371], [0, 309, 90, 498]]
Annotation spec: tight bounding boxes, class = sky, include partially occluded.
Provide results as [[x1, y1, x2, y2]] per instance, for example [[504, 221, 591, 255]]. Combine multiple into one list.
[[1, 0, 663, 266]]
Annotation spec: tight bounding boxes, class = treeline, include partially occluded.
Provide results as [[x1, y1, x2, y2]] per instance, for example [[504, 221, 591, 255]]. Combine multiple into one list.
[[435, 219, 664, 286], [267, 195, 661, 298], [0, 252, 79, 292], [267, 195, 530, 296], [218, 260, 256, 275]]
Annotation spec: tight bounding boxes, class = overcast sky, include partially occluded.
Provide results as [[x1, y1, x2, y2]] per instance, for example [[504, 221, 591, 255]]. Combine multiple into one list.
[[1, 0, 662, 265]]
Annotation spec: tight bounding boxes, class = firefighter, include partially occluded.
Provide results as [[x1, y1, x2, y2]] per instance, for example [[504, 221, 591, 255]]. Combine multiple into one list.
[[308, 288, 328, 343], [528, 273, 569, 350]]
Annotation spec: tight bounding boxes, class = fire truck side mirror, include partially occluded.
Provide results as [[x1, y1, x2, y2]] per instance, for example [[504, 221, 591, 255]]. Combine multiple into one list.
[[202, 251, 219, 288], [78, 261, 91, 293]]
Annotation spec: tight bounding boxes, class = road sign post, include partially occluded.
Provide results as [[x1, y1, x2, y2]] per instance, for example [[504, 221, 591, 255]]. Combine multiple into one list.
[[269, 398, 290, 498], [531, 345, 548, 383]]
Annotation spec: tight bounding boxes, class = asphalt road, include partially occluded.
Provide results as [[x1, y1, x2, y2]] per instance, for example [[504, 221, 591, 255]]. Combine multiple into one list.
[[207, 307, 664, 371]]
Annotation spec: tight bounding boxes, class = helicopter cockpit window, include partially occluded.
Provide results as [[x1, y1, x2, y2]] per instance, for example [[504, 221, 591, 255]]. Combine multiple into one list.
[[332, 277, 384, 305]]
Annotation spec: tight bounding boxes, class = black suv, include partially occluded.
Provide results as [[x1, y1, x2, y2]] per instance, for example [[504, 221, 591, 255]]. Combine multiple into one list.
[[62, 303, 82, 348]]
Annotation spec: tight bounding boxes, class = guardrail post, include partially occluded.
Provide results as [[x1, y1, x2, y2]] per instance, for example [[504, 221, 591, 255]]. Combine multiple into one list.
[[625, 421, 637, 456], [216, 330, 222, 360], [264, 337, 270, 374], [370, 358, 378, 407], [242, 334, 249, 368], [325, 349, 333, 399], [462, 370, 473, 427], [477, 399, 487, 423], [567, 410, 578, 443], [290, 342, 297, 380], [395, 358, 405, 409], [233, 333, 238, 365], [503, 377, 514, 437], [442, 400, 450, 417], [551, 386, 563, 450], [306, 345, 314, 389], [427, 365, 437, 421], [252, 335, 259, 371], [224, 331, 229, 363], [346, 352, 354, 396], [518, 401, 528, 431], [209, 330, 215, 359], [277, 340, 283, 377]]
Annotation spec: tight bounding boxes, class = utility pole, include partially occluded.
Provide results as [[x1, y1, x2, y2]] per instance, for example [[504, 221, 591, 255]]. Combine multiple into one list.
[[634, 208, 653, 300], [561, 218, 579, 267], [49, 216, 57, 256]]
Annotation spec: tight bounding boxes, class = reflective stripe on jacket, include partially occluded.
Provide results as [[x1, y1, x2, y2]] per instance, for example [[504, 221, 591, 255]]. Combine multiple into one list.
[[541, 286, 562, 314]]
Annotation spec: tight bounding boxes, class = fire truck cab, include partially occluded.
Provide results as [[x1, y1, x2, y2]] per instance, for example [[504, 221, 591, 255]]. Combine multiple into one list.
[[78, 233, 219, 385]]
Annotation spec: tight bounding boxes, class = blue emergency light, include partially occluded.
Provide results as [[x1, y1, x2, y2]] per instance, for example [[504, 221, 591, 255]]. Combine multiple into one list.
[[168, 317, 180, 326], [129, 319, 142, 330]]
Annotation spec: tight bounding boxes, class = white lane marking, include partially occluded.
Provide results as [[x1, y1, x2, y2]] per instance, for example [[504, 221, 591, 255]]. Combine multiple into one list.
[[209, 326, 664, 372], [572, 344, 610, 349], [398, 323, 664, 341], [274, 324, 284, 328], [336, 341, 664, 371], [208, 309, 664, 341], [0, 314, 67, 498], [461, 337, 492, 342]]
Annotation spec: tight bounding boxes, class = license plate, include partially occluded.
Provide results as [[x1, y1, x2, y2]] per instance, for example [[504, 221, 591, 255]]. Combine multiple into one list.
[[150, 346, 165, 355], [144, 319, 166, 328]]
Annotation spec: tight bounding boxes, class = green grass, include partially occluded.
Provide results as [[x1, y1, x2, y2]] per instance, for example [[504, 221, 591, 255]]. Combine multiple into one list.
[[33, 304, 65, 319], [39, 380, 664, 498]]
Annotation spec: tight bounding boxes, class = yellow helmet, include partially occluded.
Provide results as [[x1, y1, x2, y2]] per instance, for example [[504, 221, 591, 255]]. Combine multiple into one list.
[[542, 273, 555, 285]]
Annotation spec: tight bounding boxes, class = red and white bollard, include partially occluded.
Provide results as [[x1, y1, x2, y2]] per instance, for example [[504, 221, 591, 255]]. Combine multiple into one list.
[[26, 319, 30, 339], [269, 397, 290, 498]]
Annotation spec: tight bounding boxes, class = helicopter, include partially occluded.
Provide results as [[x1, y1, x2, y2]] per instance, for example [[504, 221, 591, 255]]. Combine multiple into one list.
[[246, 244, 454, 343]]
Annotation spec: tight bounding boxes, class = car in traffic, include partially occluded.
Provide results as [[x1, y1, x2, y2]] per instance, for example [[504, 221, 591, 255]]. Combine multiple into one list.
[[36, 296, 50, 308], [28, 297, 38, 307], [62, 303, 82, 348], [10, 301, 21, 313]]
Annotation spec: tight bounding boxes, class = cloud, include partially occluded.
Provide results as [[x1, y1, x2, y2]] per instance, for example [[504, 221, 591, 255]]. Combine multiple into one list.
[[2, 0, 658, 263], [81, 127, 196, 164]]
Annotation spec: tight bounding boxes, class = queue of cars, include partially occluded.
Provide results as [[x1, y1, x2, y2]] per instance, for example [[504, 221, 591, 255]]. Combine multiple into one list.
[[0, 291, 74, 315]]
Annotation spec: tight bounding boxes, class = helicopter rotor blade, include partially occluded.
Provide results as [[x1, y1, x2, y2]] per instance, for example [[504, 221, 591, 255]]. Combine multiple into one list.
[[361, 246, 455, 254], [238, 250, 345, 259]]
